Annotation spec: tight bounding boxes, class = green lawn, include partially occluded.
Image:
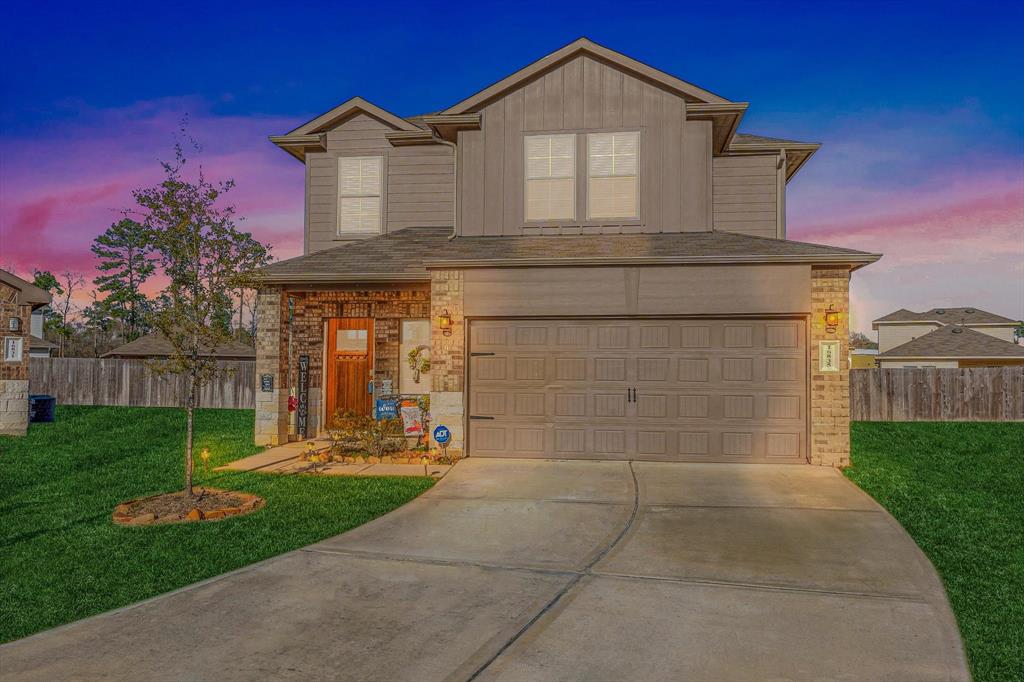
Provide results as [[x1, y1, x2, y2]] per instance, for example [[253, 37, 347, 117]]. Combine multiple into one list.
[[846, 422, 1024, 682], [0, 405, 434, 643]]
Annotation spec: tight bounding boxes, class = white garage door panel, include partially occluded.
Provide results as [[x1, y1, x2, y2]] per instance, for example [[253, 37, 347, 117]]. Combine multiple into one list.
[[468, 319, 807, 462]]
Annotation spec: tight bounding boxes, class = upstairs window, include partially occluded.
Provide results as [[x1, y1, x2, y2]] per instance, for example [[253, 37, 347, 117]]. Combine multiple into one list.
[[525, 134, 575, 221], [338, 156, 382, 234], [587, 131, 639, 219]]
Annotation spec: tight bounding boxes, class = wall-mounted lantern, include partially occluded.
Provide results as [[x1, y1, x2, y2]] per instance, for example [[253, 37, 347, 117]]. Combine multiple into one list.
[[8, 317, 21, 332], [438, 309, 453, 337], [824, 305, 840, 334]]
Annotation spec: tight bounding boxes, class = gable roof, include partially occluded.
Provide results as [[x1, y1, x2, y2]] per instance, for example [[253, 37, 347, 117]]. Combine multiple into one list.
[[873, 307, 1018, 328], [101, 334, 255, 360], [284, 96, 419, 136], [269, 97, 421, 161], [0, 269, 52, 309], [878, 325, 1024, 359], [442, 37, 730, 114], [260, 227, 880, 283]]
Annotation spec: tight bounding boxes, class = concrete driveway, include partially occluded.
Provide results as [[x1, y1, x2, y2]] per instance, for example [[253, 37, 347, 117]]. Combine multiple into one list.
[[1, 459, 969, 681]]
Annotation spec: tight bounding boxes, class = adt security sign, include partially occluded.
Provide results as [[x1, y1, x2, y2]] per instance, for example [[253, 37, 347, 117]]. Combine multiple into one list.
[[432, 425, 451, 446]]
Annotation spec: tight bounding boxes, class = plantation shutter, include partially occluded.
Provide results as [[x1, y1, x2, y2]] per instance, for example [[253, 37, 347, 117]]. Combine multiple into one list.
[[525, 134, 575, 221], [338, 156, 383, 234], [588, 132, 639, 219]]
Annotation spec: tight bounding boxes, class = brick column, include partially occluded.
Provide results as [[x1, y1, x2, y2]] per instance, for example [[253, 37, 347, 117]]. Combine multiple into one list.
[[809, 266, 851, 467], [0, 284, 31, 436], [430, 270, 465, 454], [254, 287, 288, 446]]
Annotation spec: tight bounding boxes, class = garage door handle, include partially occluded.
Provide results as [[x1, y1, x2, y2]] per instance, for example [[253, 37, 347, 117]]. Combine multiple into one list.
[[470, 415, 495, 420]]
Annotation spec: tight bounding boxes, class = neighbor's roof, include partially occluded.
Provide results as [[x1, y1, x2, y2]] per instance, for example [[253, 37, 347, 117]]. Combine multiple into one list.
[[878, 325, 1024, 359], [101, 334, 256, 359], [29, 335, 57, 350], [0, 269, 52, 308], [873, 307, 1018, 328], [260, 227, 881, 283]]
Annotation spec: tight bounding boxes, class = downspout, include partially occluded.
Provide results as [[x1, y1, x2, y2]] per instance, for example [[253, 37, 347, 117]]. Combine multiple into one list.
[[427, 129, 458, 241]]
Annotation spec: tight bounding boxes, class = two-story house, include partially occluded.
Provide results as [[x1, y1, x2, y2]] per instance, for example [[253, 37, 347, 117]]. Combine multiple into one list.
[[873, 306, 1024, 368], [256, 38, 880, 467]]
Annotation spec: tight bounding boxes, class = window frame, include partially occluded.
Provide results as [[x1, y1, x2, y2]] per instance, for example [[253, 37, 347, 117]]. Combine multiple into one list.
[[519, 128, 643, 229], [337, 154, 386, 237], [586, 130, 641, 221], [523, 133, 577, 223]]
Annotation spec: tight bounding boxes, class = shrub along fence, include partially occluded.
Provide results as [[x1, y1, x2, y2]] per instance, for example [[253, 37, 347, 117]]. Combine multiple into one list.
[[851, 366, 1024, 421], [29, 357, 256, 410]]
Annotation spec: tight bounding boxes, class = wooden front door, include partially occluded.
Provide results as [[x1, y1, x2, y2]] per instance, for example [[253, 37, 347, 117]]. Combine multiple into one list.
[[326, 318, 374, 421]]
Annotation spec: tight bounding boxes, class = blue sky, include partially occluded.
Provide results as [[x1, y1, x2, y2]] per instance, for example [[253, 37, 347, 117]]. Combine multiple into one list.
[[2, 0, 1022, 331]]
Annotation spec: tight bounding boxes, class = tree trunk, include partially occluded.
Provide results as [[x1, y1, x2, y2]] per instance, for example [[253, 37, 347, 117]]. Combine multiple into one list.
[[184, 372, 196, 498]]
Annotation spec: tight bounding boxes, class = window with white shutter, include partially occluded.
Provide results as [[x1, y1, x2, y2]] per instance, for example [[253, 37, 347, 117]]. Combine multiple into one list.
[[525, 134, 575, 221], [587, 132, 639, 219], [338, 156, 382, 234]]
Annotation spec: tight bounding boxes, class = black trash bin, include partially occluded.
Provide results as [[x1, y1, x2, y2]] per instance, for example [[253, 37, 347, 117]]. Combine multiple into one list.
[[29, 395, 56, 423]]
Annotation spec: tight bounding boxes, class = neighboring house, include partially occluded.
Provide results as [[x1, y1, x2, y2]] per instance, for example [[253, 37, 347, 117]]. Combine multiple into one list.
[[873, 306, 1024, 368], [0, 269, 52, 435], [29, 307, 56, 358], [256, 38, 881, 467], [876, 325, 1024, 368], [873, 306, 1020, 352], [102, 334, 256, 361], [850, 348, 878, 369]]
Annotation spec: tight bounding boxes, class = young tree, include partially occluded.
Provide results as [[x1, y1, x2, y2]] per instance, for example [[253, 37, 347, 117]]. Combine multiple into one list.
[[40, 270, 85, 357], [91, 218, 154, 342], [133, 139, 269, 498]]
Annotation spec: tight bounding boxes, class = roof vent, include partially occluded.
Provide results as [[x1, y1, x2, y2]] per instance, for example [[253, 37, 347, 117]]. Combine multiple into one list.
[[965, 308, 976, 314], [936, 309, 946, 315], [951, 327, 964, 334]]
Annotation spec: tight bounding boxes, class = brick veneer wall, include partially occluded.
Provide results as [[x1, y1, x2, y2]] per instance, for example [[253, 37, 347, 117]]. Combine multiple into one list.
[[430, 270, 465, 452], [809, 266, 851, 467], [254, 286, 430, 446], [0, 281, 31, 436]]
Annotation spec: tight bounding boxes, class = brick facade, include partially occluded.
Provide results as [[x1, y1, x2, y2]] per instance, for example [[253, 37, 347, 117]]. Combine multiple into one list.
[[254, 285, 431, 446], [0, 281, 31, 436], [809, 266, 851, 467], [429, 270, 465, 453]]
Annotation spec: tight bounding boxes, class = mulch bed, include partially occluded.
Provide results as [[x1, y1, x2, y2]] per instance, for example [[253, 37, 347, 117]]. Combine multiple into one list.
[[113, 488, 264, 526]]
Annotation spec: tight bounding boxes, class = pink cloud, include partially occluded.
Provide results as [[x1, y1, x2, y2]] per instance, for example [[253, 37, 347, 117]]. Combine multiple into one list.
[[0, 96, 305, 306]]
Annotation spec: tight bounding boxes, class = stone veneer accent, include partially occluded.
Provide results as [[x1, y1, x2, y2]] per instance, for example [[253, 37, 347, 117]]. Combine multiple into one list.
[[0, 281, 31, 436], [430, 270, 465, 453], [809, 266, 851, 467], [255, 285, 431, 446]]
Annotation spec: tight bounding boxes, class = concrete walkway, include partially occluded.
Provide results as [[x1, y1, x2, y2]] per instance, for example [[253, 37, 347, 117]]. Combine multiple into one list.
[[215, 440, 452, 478], [1, 460, 969, 681]]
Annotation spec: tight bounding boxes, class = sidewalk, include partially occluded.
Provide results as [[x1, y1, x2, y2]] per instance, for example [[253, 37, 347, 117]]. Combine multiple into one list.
[[216, 440, 451, 478]]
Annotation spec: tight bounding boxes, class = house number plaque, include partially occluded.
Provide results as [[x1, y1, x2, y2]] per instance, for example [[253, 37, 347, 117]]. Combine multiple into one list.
[[819, 340, 840, 373]]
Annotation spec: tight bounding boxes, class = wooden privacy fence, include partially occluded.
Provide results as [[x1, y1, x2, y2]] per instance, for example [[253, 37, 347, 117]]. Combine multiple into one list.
[[851, 367, 1024, 421], [29, 357, 256, 409]]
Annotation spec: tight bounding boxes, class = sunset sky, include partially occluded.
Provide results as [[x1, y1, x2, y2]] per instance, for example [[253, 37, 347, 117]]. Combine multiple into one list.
[[1, 0, 1021, 334]]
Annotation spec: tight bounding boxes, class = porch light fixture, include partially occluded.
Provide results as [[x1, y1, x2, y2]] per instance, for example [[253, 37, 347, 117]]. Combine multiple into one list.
[[8, 317, 20, 332], [438, 309, 453, 337], [824, 305, 840, 334]]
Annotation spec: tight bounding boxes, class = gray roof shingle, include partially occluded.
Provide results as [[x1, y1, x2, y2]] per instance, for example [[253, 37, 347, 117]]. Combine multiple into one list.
[[878, 325, 1024, 359], [873, 307, 1017, 326], [261, 227, 879, 282], [102, 334, 255, 359]]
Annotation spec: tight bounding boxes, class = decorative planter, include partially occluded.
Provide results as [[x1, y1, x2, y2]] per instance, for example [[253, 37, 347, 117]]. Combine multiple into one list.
[[112, 488, 265, 526]]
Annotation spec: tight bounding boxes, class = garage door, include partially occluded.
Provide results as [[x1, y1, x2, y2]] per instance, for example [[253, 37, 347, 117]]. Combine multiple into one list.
[[468, 318, 807, 462]]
